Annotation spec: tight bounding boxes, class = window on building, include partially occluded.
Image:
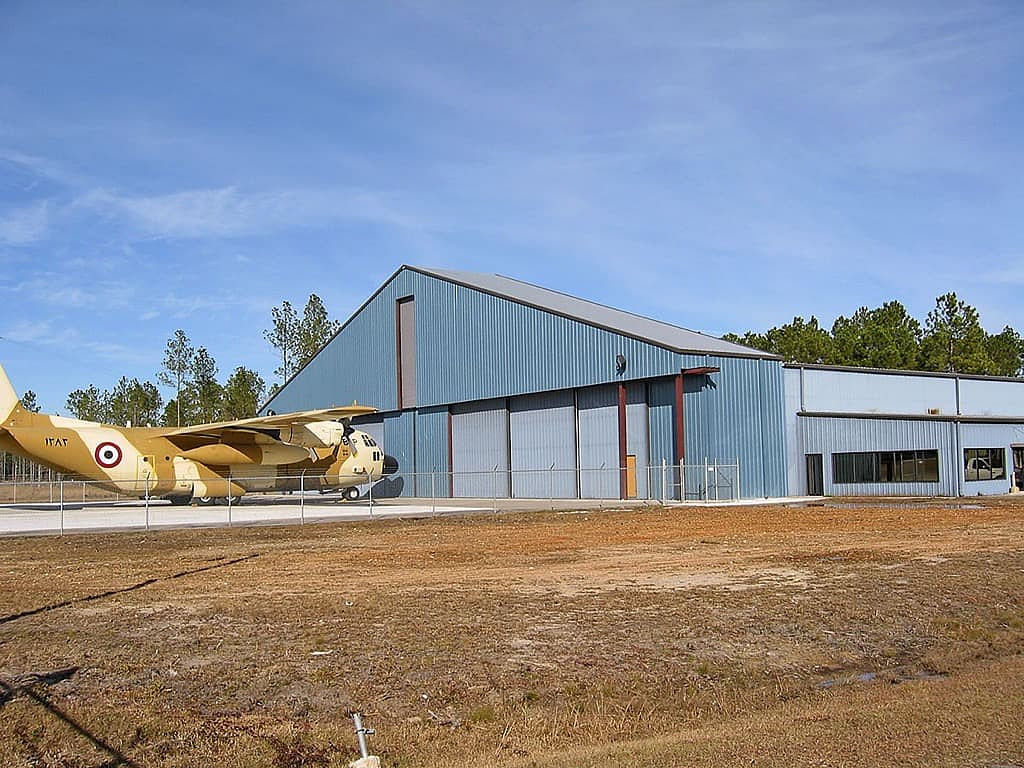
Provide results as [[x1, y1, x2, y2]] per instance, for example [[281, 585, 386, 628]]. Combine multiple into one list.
[[964, 448, 1005, 481], [832, 450, 939, 484]]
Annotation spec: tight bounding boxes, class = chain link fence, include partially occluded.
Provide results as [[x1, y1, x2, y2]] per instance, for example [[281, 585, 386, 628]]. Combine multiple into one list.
[[0, 460, 743, 535]]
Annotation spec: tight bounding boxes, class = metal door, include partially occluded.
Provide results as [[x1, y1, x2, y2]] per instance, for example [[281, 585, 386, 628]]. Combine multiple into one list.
[[625, 455, 637, 499], [1013, 446, 1024, 491], [806, 453, 823, 496]]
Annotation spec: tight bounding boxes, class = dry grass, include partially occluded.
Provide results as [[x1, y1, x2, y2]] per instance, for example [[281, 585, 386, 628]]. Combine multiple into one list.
[[1, 499, 1023, 767]]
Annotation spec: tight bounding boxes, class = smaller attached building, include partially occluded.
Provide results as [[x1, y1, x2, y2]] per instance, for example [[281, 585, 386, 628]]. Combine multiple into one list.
[[785, 365, 1024, 497]]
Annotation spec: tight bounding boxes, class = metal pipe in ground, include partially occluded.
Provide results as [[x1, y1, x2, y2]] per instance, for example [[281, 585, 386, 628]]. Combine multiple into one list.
[[349, 712, 379, 767]]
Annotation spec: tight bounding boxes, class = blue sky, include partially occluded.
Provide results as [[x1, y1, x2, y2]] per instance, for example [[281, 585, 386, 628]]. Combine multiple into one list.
[[1, 2, 1022, 412]]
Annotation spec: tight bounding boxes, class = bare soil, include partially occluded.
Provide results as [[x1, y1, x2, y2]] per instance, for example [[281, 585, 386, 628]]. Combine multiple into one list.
[[1, 498, 1022, 767]]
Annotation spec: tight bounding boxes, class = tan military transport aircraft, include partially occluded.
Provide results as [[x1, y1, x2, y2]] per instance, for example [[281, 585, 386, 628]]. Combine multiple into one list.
[[0, 363, 398, 504]]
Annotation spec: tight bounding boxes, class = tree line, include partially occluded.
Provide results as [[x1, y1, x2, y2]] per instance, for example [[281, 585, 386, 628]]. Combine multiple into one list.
[[723, 292, 1024, 376], [63, 293, 340, 426]]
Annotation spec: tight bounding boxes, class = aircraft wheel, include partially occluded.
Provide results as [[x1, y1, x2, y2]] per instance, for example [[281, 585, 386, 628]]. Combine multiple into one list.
[[343, 486, 361, 502], [196, 496, 216, 506], [167, 495, 192, 506]]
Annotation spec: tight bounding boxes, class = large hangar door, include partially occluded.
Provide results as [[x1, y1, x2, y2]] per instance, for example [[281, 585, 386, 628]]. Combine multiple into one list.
[[577, 385, 619, 498], [451, 399, 509, 497], [510, 391, 577, 498]]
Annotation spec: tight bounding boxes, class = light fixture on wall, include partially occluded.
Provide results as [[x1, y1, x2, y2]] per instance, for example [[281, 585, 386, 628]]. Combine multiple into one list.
[[615, 354, 627, 374]]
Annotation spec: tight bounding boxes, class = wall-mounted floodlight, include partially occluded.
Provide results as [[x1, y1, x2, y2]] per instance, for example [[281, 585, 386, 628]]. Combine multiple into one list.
[[615, 354, 627, 374]]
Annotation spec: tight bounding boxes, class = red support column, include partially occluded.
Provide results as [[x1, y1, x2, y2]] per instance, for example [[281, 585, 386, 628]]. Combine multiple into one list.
[[618, 383, 628, 500]]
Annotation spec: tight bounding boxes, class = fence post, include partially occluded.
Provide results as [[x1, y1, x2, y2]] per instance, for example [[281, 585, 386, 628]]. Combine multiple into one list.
[[661, 459, 667, 504], [145, 477, 150, 531], [714, 458, 719, 502], [492, 465, 498, 514], [431, 469, 436, 517], [548, 463, 555, 510], [227, 472, 232, 527], [368, 473, 373, 517], [680, 460, 686, 502], [82, 480, 86, 503], [736, 462, 741, 502], [59, 479, 64, 536], [300, 470, 305, 525]]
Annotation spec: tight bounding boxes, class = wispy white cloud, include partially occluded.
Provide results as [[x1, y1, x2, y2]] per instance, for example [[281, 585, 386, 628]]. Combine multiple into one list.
[[75, 185, 429, 240], [0, 319, 146, 363], [0, 200, 49, 244]]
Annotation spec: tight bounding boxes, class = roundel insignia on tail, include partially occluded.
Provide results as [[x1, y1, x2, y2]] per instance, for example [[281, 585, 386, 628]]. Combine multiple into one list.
[[95, 442, 123, 468]]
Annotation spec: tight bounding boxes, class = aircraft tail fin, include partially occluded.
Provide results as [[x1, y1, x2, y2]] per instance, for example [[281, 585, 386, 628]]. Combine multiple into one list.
[[0, 362, 20, 424]]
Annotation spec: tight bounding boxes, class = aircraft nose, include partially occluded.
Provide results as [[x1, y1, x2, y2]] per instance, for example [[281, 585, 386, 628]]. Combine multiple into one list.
[[382, 455, 399, 475]]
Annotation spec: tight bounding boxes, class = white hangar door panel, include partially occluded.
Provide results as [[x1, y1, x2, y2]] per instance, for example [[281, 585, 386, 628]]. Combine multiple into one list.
[[510, 390, 577, 498], [577, 385, 619, 499], [451, 399, 509, 498]]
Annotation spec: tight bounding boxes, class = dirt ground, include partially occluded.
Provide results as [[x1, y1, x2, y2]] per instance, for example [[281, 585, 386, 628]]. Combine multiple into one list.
[[1, 498, 1022, 767]]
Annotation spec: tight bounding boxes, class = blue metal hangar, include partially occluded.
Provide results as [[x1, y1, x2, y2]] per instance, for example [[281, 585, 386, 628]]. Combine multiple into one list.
[[263, 266, 1024, 499]]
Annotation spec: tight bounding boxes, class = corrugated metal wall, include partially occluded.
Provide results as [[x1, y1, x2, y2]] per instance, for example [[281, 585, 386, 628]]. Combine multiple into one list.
[[380, 410, 415, 497], [509, 391, 577, 498], [800, 416, 956, 496], [451, 399, 510, 498], [683, 356, 787, 498], [647, 378, 676, 500], [265, 268, 686, 415], [414, 406, 449, 497], [783, 368, 803, 495], [625, 382, 650, 499], [576, 385, 618, 498]]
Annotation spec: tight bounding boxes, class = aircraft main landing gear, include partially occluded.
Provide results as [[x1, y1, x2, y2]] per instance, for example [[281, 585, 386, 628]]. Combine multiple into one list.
[[343, 486, 361, 502]]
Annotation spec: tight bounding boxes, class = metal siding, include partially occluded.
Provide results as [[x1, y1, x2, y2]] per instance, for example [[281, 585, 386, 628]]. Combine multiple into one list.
[[783, 368, 804, 495], [800, 416, 955, 496], [959, 422, 1024, 495], [268, 268, 688, 414], [684, 356, 787, 498], [647, 378, 676, 500], [509, 391, 577, 498], [379, 410, 416, 498], [417, 267, 779, 359], [414, 406, 449, 497], [403, 272, 684, 406], [801, 368, 957, 416], [759, 359, 788, 498], [451, 399, 510, 498], [626, 382, 650, 498], [577, 385, 619, 498], [959, 379, 1024, 417]]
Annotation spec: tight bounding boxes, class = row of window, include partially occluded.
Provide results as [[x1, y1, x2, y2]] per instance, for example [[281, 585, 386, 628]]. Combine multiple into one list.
[[830, 448, 1009, 484], [832, 450, 939, 484]]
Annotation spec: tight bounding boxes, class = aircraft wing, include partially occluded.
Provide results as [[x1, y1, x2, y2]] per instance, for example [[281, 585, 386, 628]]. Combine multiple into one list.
[[161, 405, 378, 440]]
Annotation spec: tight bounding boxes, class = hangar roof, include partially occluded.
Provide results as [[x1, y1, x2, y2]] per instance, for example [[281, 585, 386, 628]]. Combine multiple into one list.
[[411, 266, 779, 359]]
